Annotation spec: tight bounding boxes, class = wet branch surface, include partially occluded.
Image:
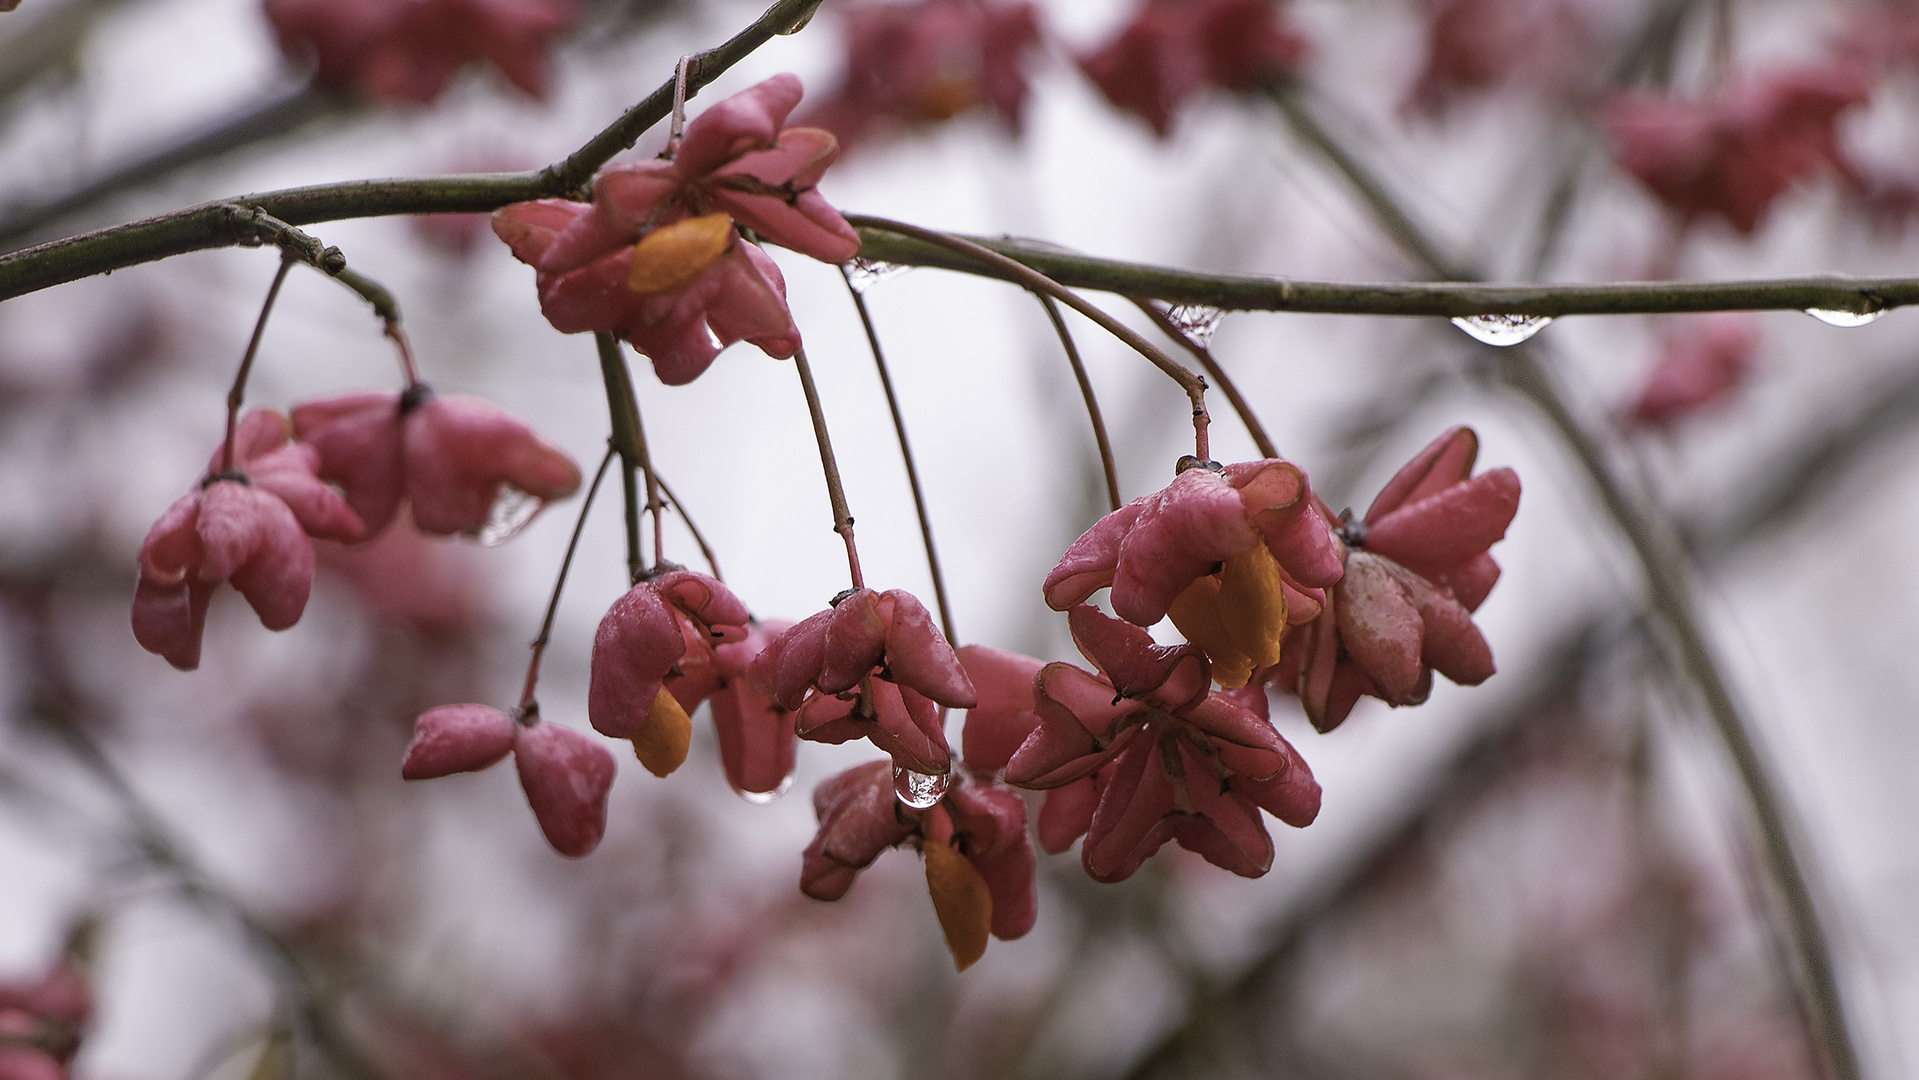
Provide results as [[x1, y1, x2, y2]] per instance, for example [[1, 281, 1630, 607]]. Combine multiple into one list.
[[854, 227, 1912, 320]]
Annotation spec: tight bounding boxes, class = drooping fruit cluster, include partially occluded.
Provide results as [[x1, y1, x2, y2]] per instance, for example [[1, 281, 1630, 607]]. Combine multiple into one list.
[[132, 74, 1523, 975], [135, 394, 577, 671], [492, 74, 860, 385]]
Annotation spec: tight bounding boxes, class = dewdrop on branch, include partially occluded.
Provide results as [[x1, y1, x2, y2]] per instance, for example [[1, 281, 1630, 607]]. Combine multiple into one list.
[[1449, 313, 1552, 346]]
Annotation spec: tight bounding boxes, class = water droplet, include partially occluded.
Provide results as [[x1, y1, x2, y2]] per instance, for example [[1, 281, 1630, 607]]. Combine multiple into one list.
[[1804, 306, 1885, 327], [893, 764, 948, 808], [1166, 304, 1226, 347], [471, 485, 541, 546], [735, 770, 795, 805], [844, 258, 912, 292], [777, 5, 816, 34], [1450, 313, 1553, 346]]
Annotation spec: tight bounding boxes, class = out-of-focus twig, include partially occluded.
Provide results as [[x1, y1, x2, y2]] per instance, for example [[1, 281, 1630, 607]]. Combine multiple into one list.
[[1312, 0, 1717, 510], [0, 0, 138, 105], [1115, 349, 1919, 1076], [0, 87, 347, 248], [0, 0, 829, 296], [1162, 59, 1865, 1080], [1266, 79, 1472, 282], [0, 0, 696, 247], [1116, 623, 1605, 1080], [2, 588, 394, 1080]]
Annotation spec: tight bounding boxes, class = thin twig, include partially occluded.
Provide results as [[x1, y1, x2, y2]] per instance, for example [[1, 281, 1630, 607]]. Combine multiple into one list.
[[790, 346, 864, 589], [845, 214, 1213, 460], [232, 213, 415, 359], [654, 475, 723, 582], [1133, 297, 1280, 461], [0, 178, 545, 301], [6, 595, 391, 1080], [669, 55, 693, 151], [1267, 78, 1472, 280], [628, 378, 666, 572], [384, 321, 422, 386], [222, 204, 347, 274], [7, 200, 1919, 322], [0, 87, 346, 248], [337, 266, 401, 324], [219, 254, 295, 473], [519, 447, 616, 711], [593, 333, 645, 584], [1036, 293, 1122, 512], [545, 0, 828, 193], [841, 267, 955, 642], [222, 208, 407, 335]]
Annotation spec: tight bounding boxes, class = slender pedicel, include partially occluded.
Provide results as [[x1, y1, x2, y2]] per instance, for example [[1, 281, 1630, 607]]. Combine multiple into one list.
[[844, 214, 1213, 462], [654, 474, 723, 581], [1134, 297, 1278, 461], [842, 265, 954, 641], [1037, 293, 1122, 512], [220, 254, 297, 473], [791, 345, 864, 589], [519, 447, 617, 711]]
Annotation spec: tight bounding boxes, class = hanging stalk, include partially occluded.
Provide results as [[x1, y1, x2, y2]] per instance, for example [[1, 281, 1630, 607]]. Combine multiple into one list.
[[844, 214, 1214, 461], [654, 474, 724, 581], [218, 253, 296, 474], [841, 267, 956, 642], [1037, 293, 1123, 512], [593, 332, 645, 583], [791, 345, 865, 589], [1133, 297, 1279, 461], [518, 447, 617, 711]]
